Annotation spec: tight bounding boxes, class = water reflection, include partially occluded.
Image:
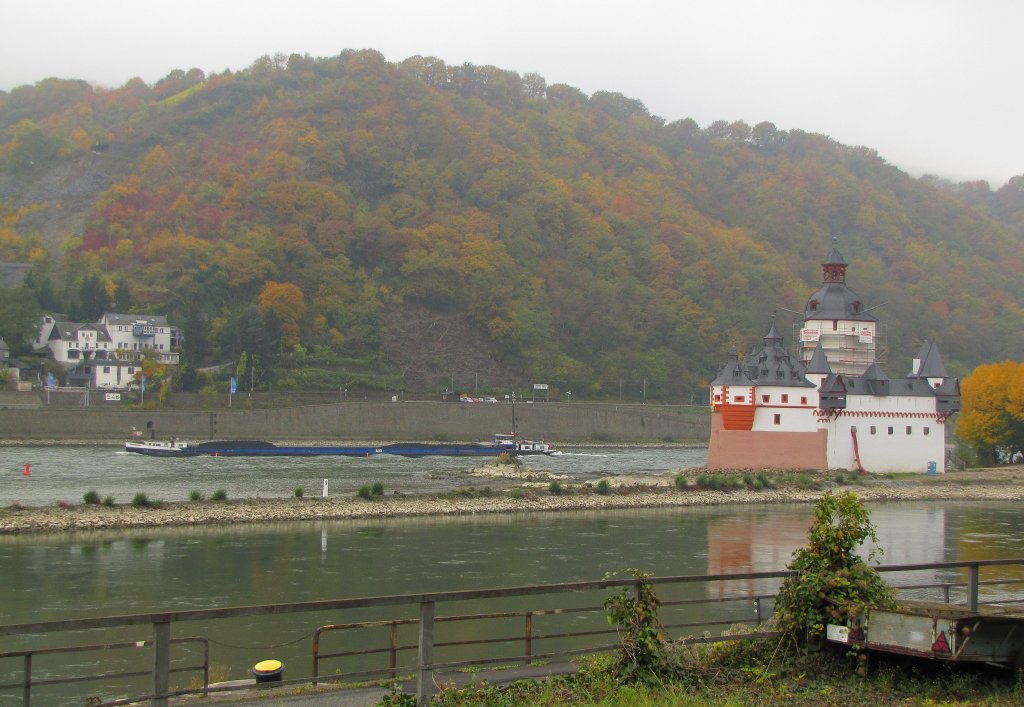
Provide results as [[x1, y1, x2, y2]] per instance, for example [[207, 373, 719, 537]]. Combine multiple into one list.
[[2, 501, 1024, 706]]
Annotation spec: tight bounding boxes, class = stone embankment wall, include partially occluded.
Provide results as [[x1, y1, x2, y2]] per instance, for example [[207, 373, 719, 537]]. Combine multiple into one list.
[[0, 393, 710, 443]]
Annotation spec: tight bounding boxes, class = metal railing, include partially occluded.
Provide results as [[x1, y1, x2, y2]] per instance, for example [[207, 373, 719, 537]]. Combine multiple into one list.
[[1, 559, 1023, 706]]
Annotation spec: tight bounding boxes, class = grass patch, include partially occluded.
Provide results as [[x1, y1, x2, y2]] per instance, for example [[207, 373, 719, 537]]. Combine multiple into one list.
[[357, 485, 373, 500], [131, 492, 156, 508], [82, 490, 101, 505], [189, 490, 203, 502], [211, 489, 228, 501], [412, 640, 1024, 706]]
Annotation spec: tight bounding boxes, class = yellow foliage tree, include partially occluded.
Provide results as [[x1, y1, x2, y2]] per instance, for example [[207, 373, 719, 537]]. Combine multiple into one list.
[[258, 281, 306, 350], [957, 362, 1024, 464]]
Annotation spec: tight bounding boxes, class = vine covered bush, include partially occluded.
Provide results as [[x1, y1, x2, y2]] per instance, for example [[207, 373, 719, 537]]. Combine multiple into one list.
[[603, 569, 677, 683], [773, 491, 895, 645]]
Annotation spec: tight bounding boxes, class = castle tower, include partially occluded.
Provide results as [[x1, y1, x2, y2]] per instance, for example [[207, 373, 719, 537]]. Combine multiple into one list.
[[798, 238, 878, 376]]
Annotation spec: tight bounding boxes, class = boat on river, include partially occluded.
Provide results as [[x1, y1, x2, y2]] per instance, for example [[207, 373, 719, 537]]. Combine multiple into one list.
[[124, 439, 382, 457], [124, 434, 558, 458]]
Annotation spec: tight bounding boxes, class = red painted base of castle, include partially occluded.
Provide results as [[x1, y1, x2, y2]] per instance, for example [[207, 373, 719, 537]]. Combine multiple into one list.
[[706, 412, 828, 471]]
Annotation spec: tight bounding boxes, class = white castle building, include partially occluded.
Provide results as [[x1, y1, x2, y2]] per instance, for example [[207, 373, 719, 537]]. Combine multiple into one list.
[[707, 241, 960, 473]]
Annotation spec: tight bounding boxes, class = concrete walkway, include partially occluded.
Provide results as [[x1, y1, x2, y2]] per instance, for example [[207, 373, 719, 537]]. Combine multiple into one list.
[[177, 662, 579, 706]]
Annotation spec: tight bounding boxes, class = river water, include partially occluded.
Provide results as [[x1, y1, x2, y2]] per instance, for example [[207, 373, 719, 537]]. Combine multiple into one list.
[[0, 444, 709, 506], [2, 447, 1024, 705]]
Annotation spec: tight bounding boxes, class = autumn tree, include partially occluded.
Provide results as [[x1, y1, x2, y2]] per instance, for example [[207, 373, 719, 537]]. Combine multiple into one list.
[[957, 362, 1024, 464], [257, 281, 306, 351]]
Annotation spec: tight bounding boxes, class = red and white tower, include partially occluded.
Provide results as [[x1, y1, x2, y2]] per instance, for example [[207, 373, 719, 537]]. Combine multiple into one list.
[[798, 238, 878, 376]]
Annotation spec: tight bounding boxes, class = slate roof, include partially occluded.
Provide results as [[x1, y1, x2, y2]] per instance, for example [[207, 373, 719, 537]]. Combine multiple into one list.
[[803, 241, 877, 323], [711, 347, 755, 386], [806, 339, 832, 375], [722, 321, 815, 388], [48, 321, 111, 343], [909, 340, 950, 379]]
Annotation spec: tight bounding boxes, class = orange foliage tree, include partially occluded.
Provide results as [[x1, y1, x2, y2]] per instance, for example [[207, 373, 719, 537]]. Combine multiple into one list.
[[257, 281, 306, 351], [957, 362, 1024, 464]]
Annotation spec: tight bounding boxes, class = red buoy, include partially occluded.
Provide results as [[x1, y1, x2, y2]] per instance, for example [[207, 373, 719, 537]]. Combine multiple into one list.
[[23, 464, 31, 476]]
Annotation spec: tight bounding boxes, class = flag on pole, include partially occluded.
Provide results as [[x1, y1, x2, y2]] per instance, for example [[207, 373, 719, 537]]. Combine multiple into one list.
[[47, 372, 55, 389], [141, 375, 146, 392], [230, 377, 237, 395]]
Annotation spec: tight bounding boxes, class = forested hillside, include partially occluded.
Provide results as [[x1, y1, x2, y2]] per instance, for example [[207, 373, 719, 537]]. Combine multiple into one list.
[[1, 49, 1022, 400]]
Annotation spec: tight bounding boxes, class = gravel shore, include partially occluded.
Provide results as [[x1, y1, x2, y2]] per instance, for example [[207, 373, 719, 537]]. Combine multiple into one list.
[[2, 466, 1022, 535]]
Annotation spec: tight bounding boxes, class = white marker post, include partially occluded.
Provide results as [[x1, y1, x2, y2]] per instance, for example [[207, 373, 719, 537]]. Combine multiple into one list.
[[322, 478, 329, 498]]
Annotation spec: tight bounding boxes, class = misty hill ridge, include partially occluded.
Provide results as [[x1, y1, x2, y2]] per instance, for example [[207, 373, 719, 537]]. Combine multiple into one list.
[[1, 49, 1022, 400]]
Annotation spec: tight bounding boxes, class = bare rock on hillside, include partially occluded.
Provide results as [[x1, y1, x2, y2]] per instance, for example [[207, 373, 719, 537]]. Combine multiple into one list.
[[380, 305, 521, 394]]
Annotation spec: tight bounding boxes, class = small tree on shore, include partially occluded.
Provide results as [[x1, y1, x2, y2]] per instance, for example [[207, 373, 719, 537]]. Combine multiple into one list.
[[773, 491, 894, 646]]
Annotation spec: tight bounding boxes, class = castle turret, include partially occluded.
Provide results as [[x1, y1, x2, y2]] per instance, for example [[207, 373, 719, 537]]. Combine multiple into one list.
[[799, 237, 878, 376]]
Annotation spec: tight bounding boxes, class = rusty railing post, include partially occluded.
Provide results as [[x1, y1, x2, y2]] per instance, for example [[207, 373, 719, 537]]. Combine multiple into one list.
[[967, 565, 980, 611], [417, 601, 435, 706], [389, 621, 398, 678], [22, 653, 31, 707], [152, 620, 170, 707], [311, 628, 321, 686], [524, 612, 533, 664]]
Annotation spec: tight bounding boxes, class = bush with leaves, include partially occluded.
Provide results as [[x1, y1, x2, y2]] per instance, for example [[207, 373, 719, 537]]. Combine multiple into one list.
[[603, 569, 676, 684], [772, 491, 895, 646]]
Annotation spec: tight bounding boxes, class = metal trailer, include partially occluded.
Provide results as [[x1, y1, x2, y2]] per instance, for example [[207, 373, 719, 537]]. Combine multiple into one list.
[[827, 600, 1024, 674]]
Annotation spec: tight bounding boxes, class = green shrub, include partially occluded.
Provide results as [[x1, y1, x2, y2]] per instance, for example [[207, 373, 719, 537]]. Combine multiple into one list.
[[510, 487, 524, 500], [131, 492, 151, 508], [102, 495, 115, 507], [792, 474, 822, 490], [211, 489, 228, 501], [82, 490, 101, 505], [603, 569, 676, 683], [596, 479, 611, 495], [357, 485, 373, 500], [674, 474, 688, 490], [293, 487, 304, 498], [548, 480, 563, 495], [189, 490, 203, 502], [773, 491, 895, 646], [371, 481, 384, 496]]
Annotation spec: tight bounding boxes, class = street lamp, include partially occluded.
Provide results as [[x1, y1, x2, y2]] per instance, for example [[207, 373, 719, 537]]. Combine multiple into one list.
[[566, 391, 572, 403]]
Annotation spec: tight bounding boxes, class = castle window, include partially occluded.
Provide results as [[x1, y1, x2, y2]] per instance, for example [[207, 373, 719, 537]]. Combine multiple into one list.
[[773, 414, 781, 425], [852, 301, 861, 314], [923, 427, 930, 436], [833, 320, 838, 330], [800, 396, 808, 405], [906, 426, 912, 435], [762, 394, 770, 403], [887, 427, 894, 435], [781, 394, 789, 403], [733, 395, 745, 403], [713, 393, 721, 402], [870, 426, 877, 435], [851, 426, 857, 433], [809, 300, 818, 311]]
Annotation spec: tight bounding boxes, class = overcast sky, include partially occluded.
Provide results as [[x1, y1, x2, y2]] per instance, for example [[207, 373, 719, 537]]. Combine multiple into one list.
[[2, 1, 1020, 187]]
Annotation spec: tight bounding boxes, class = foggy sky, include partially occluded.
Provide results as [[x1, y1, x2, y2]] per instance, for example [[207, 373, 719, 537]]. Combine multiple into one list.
[[3, 0, 1020, 187]]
